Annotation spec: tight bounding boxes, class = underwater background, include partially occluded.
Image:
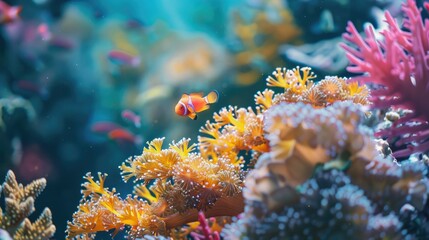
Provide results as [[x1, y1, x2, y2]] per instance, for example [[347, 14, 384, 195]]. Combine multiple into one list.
[[2, 0, 429, 239]]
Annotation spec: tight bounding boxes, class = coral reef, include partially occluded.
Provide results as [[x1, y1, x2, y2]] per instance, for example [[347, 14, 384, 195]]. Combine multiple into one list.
[[223, 102, 429, 239], [67, 66, 370, 239], [342, 0, 429, 158], [0, 170, 56, 239]]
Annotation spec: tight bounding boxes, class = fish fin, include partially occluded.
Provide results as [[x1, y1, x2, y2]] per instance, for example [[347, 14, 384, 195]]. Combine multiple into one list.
[[190, 92, 204, 97], [181, 93, 189, 99], [198, 105, 210, 112], [189, 113, 198, 120], [205, 90, 219, 104]]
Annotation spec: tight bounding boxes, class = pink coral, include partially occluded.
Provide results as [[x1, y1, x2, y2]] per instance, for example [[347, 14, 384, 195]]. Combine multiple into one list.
[[341, 0, 429, 157], [189, 212, 220, 240]]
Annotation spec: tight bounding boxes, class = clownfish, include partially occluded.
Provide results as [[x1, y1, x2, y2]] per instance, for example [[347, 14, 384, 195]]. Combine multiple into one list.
[[175, 91, 219, 120]]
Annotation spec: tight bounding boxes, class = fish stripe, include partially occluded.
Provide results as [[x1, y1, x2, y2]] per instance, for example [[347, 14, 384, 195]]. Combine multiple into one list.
[[180, 102, 188, 115], [187, 96, 195, 112]]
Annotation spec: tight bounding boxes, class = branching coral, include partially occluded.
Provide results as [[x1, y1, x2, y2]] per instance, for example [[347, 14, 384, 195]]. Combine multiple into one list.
[[223, 102, 429, 239], [341, 0, 429, 158], [188, 212, 223, 240], [0, 170, 56, 239]]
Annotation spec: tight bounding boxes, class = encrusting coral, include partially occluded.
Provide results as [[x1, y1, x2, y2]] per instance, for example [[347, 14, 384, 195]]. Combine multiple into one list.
[[223, 101, 429, 239], [66, 66, 371, 239], [342, 0, 429, 158], [0, 170, 56, 240]]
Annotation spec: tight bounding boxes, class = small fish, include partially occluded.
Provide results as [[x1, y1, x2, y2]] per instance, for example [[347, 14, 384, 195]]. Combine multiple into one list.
[[108, 128, 142, 145], [125, 18, 145, 29], [14, 80, 48, 98], [175, 90, 219, 120], [91, 122, 121, 133], [0, 1, 22, 24], [107, 50, 141, 67], [48, 36, 74, 51], [121, 109, 141, 128]]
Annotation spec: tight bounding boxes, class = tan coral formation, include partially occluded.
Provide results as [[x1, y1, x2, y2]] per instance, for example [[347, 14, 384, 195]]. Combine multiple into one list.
[[0, 170, 56, 240], [225, 101, 429, 239]]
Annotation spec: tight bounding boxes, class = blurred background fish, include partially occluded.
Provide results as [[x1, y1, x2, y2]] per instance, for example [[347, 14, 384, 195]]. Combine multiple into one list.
[[107, 50, 141, 67], [121, 109, 141, 128], [0, 0, 21, 24]]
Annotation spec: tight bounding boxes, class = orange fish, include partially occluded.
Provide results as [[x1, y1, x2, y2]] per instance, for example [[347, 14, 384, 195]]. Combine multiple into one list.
[[108, 128, 142, 145], [175, 91, 219, 120], [0, 1, 22, 24]]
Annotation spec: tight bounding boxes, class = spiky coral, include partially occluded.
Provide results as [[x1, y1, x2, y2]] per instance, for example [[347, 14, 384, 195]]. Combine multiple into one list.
[[342, 0, 429, 158], [223, 102, 429, 239], [0, 170, 56, 239]]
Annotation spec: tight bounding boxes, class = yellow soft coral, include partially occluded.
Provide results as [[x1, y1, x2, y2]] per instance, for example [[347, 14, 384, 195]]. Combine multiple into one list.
[[259, 67, 370, 110], [266, 66, 316, 93], [199, 106, 268, 161], [68, 138, 244, 239]]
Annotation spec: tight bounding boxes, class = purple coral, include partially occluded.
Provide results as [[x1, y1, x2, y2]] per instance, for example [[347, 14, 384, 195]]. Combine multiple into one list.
[[341, 0, 429, 157]]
